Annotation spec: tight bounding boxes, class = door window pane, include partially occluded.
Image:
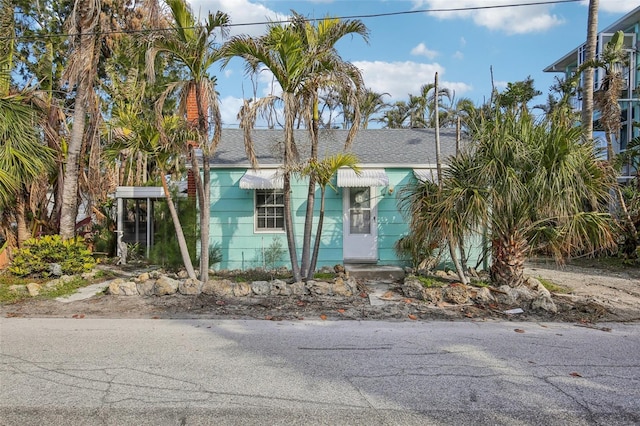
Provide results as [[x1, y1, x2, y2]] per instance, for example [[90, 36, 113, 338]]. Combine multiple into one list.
[[349, 187, 370, 234]]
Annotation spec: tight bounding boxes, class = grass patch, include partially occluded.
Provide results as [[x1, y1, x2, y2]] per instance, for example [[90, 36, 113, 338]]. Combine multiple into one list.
[[313, 272, 336, 280], [417, 275, 448, 288], [537, 276, 571, 294], [39, 277, 87, 299], [0, 271, 91, 304], [212, 268, 292, 283], [0, 271, 47, 286], [471, 279, 491, 288]]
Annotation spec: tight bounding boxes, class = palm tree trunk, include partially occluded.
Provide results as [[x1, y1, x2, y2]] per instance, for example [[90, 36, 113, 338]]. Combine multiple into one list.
[[581, 0, 598, 139], [434, 72, 467, 284], [15, 190, 29, 247], [59, 86, 86, 240], [301, 99, 320, 279], [490, 234, 528, 288], [160, 172, 197, 280], [309, 186, 326, 276], [0, 0, 14, 95], [200, 157, 211, 281], [283, 92, 301, 281], [283, 173, 301, 281], [194, 83, 210, 283]]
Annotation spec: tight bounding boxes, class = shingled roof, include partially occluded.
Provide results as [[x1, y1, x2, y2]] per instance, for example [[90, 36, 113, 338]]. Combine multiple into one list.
[[211, 128, 463, 168]]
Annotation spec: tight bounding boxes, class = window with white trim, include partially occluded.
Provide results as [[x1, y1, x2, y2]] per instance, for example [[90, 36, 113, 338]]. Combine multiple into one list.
[[255, 189, 285, 231]]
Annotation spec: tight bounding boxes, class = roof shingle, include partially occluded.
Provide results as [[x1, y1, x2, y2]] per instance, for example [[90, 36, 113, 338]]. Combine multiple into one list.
[[211, 128, 462, 167]]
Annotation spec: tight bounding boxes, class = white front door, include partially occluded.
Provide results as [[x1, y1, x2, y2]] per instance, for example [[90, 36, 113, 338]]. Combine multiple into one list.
[[343, 187, 378, 263]]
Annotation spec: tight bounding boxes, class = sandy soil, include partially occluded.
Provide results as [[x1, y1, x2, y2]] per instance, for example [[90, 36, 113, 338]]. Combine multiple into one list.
[[2, 261, 639, 323]]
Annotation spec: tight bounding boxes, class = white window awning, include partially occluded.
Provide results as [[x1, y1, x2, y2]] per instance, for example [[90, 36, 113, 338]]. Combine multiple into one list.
[[239, 169, 283, 189], [413, 169, 439, 184], [337, 168, 389, 187]]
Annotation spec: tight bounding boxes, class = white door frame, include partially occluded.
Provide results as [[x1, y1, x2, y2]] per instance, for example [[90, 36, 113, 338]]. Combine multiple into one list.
[[342, 187, 378, 263]]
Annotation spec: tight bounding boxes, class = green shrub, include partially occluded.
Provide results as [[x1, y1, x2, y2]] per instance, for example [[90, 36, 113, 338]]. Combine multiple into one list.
[[263, 237, 286, 269], [8, 235, 96, 277]]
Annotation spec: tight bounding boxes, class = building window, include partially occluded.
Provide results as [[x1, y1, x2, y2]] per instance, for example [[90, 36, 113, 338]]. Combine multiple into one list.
[[255, 189, 284, 231]]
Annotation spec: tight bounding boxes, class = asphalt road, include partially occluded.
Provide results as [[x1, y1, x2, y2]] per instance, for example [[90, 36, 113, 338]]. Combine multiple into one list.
[[1, 318, 639, 425]]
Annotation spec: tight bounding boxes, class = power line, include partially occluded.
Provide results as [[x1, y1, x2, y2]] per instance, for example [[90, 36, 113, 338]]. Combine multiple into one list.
[[3, 0, 582, 42]]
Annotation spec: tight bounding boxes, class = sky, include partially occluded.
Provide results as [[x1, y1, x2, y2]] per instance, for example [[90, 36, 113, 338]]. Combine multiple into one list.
[[185, 0, 640, 128]]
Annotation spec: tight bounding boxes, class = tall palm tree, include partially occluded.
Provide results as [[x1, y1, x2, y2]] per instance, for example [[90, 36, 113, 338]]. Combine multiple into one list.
[[0, 94, 55, 247], [329, 87, 388, 129], [290, 12, 368, 280], [401, 108, 617, 287], [592, 30, 639, 250], [222, 12, 368, 281], [377, 100, 411, 128], [147, 0, 230, 283], [581, 0, 598, 140], [358, 89, 389, 129], [0, 0, 14, 95], [0, 3, 55, 248], [59, 0, 101, 240], [406, 83, 453, 128], [593, 31, 628, 162]]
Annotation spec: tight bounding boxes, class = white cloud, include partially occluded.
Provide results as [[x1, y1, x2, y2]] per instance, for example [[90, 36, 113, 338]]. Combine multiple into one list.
[[411, 42, 439, 59], [494, 80, 509, 91], [353, 60, 471, 101], [452, 51, 464, 60], [219, 96, 244, 127], [580, 0, 640, 13], [188, 0, 287, 37], [412, 0, 564, 34], [459, 36, 466, 47]]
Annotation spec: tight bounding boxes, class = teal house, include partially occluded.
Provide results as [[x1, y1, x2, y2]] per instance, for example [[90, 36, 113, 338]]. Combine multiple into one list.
[[208, 128, 461, 271]]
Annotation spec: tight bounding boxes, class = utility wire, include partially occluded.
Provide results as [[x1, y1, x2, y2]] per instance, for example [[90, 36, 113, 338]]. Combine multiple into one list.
[[3, 0, 583, 42]]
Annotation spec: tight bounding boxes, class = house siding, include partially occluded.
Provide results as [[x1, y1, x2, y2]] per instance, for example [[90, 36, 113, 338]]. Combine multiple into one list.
[[209, 167, 418, 271]]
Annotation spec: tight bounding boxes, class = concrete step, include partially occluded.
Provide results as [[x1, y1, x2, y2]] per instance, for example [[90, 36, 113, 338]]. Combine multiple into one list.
[[344, 264, 405, 281]]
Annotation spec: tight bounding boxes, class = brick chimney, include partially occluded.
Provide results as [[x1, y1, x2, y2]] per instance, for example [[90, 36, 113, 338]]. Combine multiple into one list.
[[186, 85, 207, 198]]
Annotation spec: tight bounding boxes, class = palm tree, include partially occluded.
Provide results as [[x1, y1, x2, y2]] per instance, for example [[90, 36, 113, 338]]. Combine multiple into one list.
[[290, 12, 368, 280], [0, 93, 55, 247], [358, 89, 389, 129], [0, 4, 55, 248], [534, 76, 579, 127], [401, 108, 617, 287], [0, 0, 14, 95], [106, 105, 198, 279], [377, 100, 411, 128], [59, 0, 102, 240], [414, 83, 452, 128], [593, 31, 628, 162], [582, 0, 598, 140], [329, 88, 388, 129], [299, 153, 359, 276], [586, 30, 638, 250], [222, 12, 368, 281], [147, 0, 230, 283]]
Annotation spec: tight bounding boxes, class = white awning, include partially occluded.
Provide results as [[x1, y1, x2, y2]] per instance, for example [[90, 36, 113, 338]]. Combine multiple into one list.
[[337, 168, 388, 187], [239, 169, 283, 189], [413, 169, 439, 184], [114, 186, 165, 198]]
